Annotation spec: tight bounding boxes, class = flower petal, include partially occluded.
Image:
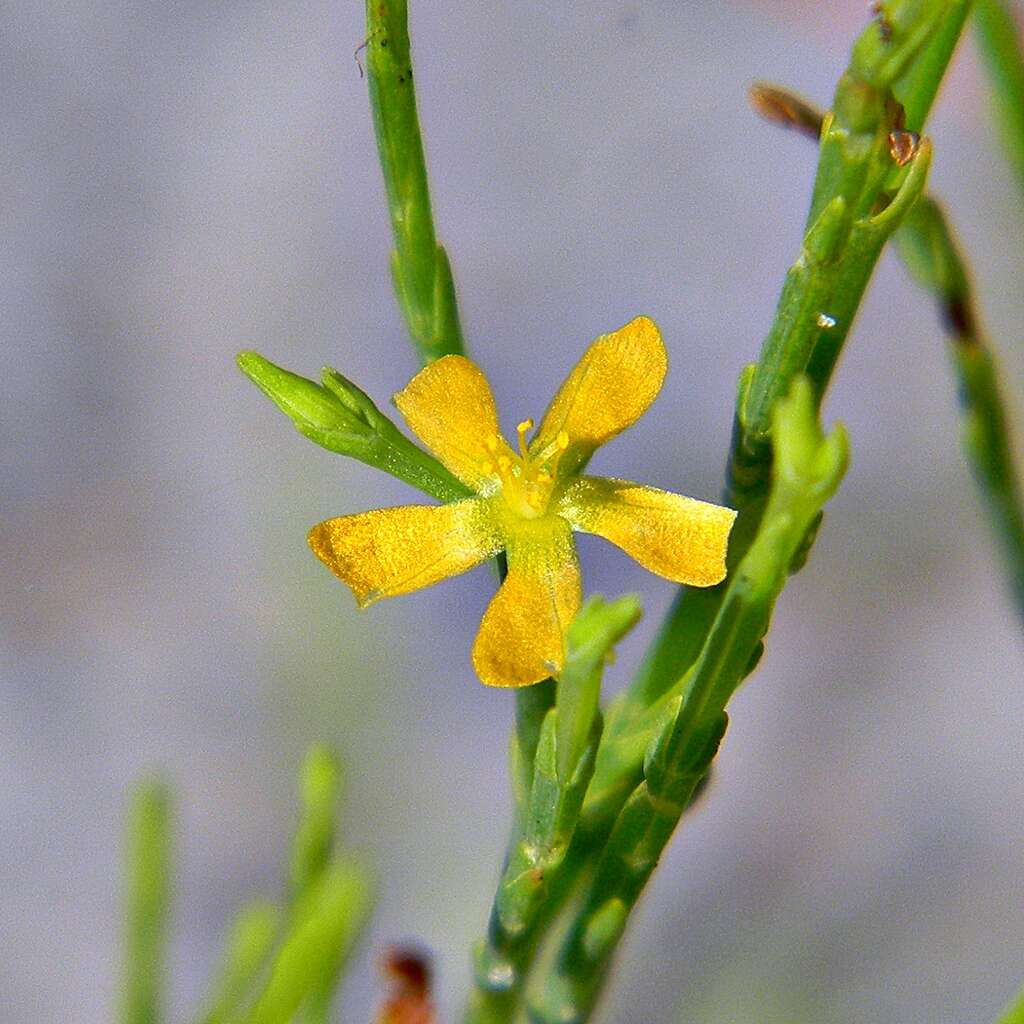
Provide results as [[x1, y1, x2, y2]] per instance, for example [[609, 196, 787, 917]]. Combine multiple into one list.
[[472, 517, 582, 688], [558, 477, 736, 587], [308, 498, 501, 607], [531, 316, 667, 472], [393, 355, 514, 490]]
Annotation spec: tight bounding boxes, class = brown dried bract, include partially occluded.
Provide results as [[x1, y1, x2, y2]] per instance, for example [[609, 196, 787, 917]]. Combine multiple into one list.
[[748, 82, 824, 140], [376, 946, 435, 1024]]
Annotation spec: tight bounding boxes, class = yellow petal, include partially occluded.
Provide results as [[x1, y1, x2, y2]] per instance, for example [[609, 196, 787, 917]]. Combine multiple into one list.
[[308, 498, 501, 607], [557, 477, 736, 587], [471, 517, 582, 688], [394, 355, 514, 490], [531, 316, 667, 471]]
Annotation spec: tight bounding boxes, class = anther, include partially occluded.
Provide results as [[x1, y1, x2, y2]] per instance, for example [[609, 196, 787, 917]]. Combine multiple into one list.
[[516, 419, 534, 459], [485, 436, 499, 453], [556, 431, 569, 451]]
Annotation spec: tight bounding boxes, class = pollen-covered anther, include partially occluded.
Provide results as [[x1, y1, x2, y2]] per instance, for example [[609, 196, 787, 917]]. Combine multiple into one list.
[[516, 419, 535, 459]]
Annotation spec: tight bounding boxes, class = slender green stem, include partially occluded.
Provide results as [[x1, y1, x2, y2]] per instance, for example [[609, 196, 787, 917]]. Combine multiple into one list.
[[513, 4, 968, 1016], [975, 0, 1024, 196], [530, 383, 849, 1024], [289, 745, 341, 901], [364, 0, 548, 867], [121, 780, 172, 1024], [466, 599, 641, 1024], [895, 0, 975, 130], [366, 0, 465, 363], [894, 198, 1024, 616]]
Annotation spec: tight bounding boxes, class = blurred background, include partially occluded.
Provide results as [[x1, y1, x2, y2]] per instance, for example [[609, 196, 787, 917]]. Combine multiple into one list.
[[3, 1, 1023, 1021]]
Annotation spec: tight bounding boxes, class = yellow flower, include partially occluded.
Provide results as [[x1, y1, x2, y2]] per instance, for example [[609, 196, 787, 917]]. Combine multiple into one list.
[[308, 317, 737, 688]]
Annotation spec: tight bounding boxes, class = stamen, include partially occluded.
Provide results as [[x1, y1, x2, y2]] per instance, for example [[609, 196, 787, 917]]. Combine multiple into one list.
[[516, 419, 534, 459], [556, 431, 569, 451], [485, 436, 499, 453]]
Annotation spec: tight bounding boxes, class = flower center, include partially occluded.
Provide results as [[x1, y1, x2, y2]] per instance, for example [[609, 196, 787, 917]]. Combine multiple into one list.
[[480, 419, 570, 519]]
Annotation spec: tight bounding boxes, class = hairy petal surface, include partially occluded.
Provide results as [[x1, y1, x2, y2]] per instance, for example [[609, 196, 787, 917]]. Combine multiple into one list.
[[558, 476, 736, 587], [531, 316, 667, 474], [308, 499, 501, 607], [393, 355, 514, 490], [472, 517, 582, 688]]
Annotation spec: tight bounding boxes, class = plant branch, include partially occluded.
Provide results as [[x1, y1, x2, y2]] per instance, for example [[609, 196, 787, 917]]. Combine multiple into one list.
[[612, 0, 962, 734], [530, 381, 849, 1024], [466, 598, 642, 1024], [366, 0, 465, 363]]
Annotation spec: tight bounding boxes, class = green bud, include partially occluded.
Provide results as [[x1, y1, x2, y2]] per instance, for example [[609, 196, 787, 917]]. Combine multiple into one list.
[[237, 352, 371, 455], [237, 351, 470, 502]]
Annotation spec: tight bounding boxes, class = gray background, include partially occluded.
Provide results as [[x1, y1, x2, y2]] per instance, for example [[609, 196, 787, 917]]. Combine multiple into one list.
[[3, 2, 1023, 1021]]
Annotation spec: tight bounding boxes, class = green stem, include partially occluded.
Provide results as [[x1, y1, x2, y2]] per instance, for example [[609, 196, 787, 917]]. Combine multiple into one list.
[[242, 862, 372, 1024], [975, 0, 1024, 197], [896, 0, 975, 131], [894, 197, 1024, 617], [531, 382, 848, 1024], [366, 0, 465, 363], [615, 0, 963, 728], [121, 780, 172, 1024], [747, 86, 1024, 619], [466, 599, 641, 1024], [464, 5, 969, 1020]]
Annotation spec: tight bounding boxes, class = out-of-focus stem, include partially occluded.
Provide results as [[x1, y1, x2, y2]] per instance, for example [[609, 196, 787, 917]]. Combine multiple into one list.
[[121, 780, 172, 1024], [894, 198, 1024, 617], [975, 0, 1024, 196]]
